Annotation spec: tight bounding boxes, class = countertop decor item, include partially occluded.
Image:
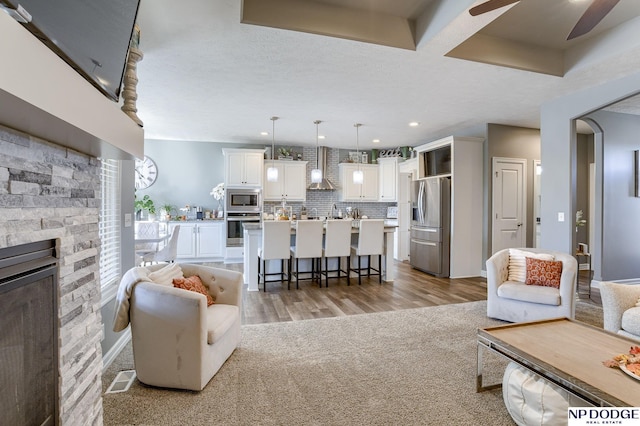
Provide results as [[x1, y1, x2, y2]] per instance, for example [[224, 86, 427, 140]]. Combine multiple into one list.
[[210, 182, 225, 213]]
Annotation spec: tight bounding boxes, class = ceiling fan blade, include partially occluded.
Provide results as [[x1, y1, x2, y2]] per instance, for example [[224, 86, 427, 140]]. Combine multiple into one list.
[[567, 0, 620, 40], [469, 0, 520, 16]]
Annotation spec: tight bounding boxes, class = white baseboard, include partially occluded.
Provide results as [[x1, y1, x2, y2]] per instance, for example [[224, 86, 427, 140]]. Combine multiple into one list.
[[479, 269, 487, 278], [102, 328, 131, 372]]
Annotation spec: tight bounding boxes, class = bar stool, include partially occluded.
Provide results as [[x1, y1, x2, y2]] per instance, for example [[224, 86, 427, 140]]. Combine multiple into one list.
[[350, 219, 385, 285], [289, 220, 324, 289], [321, 219, 352, 287], [258, 220, 291, 292]]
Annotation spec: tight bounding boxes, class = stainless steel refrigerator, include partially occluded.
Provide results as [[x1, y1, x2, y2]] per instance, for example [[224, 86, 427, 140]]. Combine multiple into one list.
[[410, 177, 451, 277]]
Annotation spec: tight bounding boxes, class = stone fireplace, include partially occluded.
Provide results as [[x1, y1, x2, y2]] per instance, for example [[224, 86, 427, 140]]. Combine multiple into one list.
[[0, 124, 104, 425]]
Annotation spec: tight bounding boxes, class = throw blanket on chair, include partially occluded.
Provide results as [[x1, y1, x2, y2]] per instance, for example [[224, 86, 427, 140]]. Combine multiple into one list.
[[113, 267, 152, 332]]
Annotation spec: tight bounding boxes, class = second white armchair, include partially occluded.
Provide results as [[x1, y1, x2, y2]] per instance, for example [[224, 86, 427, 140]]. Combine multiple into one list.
[[486, 248, 578, 323]]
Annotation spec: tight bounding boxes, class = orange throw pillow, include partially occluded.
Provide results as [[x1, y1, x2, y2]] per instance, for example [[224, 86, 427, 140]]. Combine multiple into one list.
[[525, 257, 563, 289], [173, 275, 215, 306]]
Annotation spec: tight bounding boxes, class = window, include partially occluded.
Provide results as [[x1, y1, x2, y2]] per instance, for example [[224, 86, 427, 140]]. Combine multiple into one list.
[[99, 159, 121, 293]]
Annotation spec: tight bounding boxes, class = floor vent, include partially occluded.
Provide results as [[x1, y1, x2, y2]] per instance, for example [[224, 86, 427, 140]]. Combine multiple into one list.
[[105, 370, 136, 394]]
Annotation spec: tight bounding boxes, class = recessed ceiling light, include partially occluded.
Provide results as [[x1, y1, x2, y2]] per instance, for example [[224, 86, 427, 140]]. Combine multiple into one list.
[[260, 131, 269, 136], [372, 139, 380, 143], [409, 122, 420, 127], [319, 135, 325, 140]]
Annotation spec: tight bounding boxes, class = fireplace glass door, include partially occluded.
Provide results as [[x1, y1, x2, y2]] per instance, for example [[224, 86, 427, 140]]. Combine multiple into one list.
[[0, 240, 58, 426]]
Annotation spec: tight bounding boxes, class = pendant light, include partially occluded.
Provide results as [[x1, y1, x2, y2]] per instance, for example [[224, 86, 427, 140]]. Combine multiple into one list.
[[266, 116, 279, 182], [353, 123, 363, 184], [311, 120, 323, 184]]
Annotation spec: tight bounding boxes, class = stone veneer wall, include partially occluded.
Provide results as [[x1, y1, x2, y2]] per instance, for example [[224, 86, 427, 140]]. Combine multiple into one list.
[[264, 146, 394, 218], [0, 124, 103, 425]]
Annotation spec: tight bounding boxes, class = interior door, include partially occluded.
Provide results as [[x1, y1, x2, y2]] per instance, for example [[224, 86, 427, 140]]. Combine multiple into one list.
[[492, 157, 526, 255]]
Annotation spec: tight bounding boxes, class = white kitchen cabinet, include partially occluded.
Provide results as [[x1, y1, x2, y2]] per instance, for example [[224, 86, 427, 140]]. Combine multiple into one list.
[[338, 163, 378, 201], [377, 157, 398, 202], [170, 221, 224, 261], [223, 149, 264, 187], [263, 160, 308, 201], [414, 136, 484, 278]]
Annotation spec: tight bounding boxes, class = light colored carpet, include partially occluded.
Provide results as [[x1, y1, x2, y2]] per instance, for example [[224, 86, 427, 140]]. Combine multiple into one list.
[[102, 300, 603, 425]]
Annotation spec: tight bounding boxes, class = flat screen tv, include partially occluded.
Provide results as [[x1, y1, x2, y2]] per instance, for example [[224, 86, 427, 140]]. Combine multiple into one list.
[[0, 0, 141, 102]]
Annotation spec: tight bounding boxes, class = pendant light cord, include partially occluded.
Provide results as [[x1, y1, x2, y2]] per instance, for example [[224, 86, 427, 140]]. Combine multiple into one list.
[[314, 120, 321, 170], [271, 116, 278, 165], [355, 123, 362, 169]]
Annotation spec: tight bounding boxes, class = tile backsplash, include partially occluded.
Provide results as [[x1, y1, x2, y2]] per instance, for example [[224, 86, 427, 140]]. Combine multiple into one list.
[[263, 146, 395, 219]]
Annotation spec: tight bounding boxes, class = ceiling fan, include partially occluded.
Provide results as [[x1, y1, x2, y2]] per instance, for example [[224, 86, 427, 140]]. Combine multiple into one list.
[[469, 0, 620, 40]]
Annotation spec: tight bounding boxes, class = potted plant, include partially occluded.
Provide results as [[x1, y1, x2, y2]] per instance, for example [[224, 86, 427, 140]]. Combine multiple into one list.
[[135, 194, 156, 220], [161, 203, 175, 221]]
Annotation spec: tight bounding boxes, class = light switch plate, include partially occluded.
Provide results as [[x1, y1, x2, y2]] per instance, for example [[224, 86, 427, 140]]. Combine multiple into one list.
[[557, 212, 564, 222], [124, 213, 132, 227]]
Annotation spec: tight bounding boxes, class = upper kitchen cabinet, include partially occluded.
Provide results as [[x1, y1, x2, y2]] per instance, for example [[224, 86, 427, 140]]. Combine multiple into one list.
[[263, 160, 308, 202], [377, 157, 399, 202], [223, 148, 265, 187], [339, 163, 378, 202]]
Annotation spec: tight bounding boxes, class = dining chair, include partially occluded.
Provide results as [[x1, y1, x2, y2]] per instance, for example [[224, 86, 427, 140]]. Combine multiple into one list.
[[290, 220, 324, 289], [142, 225, 180, 265], [258, 220, 291, 291], [350, 219, 385, 285], [134, 221, 160, 256], [321, 219, 352, 287]]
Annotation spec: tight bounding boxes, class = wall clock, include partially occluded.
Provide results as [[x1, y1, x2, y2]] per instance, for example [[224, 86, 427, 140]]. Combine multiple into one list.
[[134, 155, 158, 189]]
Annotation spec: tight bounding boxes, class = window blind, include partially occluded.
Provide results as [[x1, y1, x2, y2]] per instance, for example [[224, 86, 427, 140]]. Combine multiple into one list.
[[99, 159, 121, 290]]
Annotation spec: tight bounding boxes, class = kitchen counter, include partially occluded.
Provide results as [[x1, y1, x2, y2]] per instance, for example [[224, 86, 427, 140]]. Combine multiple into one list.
[[168, 218, 224, 222], [242, 221, 397, 291]]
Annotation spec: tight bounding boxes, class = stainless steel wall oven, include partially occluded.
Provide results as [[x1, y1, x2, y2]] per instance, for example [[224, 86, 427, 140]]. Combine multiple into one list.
[[226, 212, 261, 247], [225, 188, 262, 247]]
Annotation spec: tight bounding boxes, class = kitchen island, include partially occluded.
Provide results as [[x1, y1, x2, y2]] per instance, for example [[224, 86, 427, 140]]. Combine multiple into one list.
[[243, 221, 397, 291]]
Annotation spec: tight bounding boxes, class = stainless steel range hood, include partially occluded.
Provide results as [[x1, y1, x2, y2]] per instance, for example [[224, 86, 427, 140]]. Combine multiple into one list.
[[307, 146, 336, 191]]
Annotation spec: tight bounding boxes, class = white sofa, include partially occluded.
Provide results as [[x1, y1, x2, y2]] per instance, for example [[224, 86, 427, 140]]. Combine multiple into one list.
[[600, 281, 640, 342], [486, 248, 578, 323], [128, 263, 242, 391]]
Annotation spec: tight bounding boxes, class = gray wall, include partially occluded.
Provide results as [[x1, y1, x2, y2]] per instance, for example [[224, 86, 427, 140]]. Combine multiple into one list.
[[101, 159, 136, 360], [575, 133, 593, 247], [582, 110, 640, 280], [484, 124, 541, 260], [138, 140, 267, 212], [540, 70, 640, 279]]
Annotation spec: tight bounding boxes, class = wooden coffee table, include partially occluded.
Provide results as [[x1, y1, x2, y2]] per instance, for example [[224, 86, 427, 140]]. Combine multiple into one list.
[[477, 318, 640, 407]]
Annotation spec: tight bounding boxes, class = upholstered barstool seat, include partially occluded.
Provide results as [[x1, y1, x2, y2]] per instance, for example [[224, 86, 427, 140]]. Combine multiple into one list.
[[258, 220, 291, 291], [321, 219, 352, 287], [290, 220, 324, 289], [350, 219, 384, 285]]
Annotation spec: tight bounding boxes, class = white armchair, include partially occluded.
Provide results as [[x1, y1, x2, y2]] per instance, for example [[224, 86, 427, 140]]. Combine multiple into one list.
[[486, 248, 578, 323], [129, 263, 242, 391], [600, 281, 640, 342]]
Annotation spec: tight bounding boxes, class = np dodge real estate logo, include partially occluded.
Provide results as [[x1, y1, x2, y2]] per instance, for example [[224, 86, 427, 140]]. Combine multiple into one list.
[[568, 408, 640, 425]]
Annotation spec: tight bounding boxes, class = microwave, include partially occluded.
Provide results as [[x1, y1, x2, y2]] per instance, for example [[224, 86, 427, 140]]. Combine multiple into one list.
[[226, 188, 262, 213]]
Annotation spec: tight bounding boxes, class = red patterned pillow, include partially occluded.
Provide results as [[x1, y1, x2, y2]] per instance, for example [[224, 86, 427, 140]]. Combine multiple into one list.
[[525, 257, 563, 289], [173, 275, 215, 306]]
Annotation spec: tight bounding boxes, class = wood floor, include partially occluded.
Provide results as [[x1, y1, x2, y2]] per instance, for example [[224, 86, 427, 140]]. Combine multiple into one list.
[[203, 260, 601, 325]]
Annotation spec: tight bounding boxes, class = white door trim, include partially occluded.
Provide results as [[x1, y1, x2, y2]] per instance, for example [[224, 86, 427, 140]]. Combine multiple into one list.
[[492, 157, 527, 255]]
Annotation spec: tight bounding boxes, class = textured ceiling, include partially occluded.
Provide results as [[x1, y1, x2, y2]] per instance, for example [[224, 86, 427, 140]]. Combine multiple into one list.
[[134, 0, 640, 150]]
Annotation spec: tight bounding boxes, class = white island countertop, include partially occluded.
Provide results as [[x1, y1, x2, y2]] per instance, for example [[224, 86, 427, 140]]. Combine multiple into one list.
[[242, 220, 397, 291]]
